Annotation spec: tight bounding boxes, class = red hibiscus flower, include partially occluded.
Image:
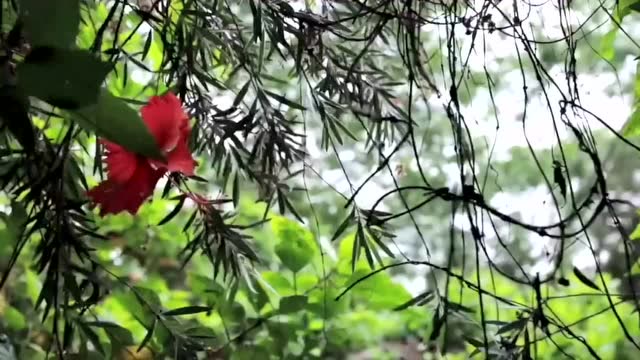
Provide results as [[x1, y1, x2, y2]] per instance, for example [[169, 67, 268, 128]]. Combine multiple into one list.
[[87, 92, 196, 216]]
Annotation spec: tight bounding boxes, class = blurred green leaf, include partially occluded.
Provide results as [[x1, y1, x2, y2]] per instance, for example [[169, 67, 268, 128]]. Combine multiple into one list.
[[630, 222, 640, 240], [70, 90, 162, 159], [345, 269, 412, 310], [3, 307, 26, 330], [0, 86, 35, 152], [84, 321, 134, 352], [573, 267, 601, 292], [20, 0, 80, 48], [162, 305, 211, 316], [0, 202, 28, 258], [279, 295, 308, 314], [18, 47, 112, 109], [261, 271, 294, 296], [272, 216, 317, 273], [496, 317, 528, 335]]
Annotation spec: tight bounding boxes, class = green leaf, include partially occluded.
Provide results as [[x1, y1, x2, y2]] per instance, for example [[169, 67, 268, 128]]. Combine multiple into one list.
[[278, 295, 308, 314], [572, 266, 601, 292], [138, 318, 156, 352], [183, 326, 218, 346], [133, 287, 162, 312], [272, 216, 317, 273], [3, 306, 26, 330], [21, 0, 80, 48], [162, 305, 212, 316], [0, 86, 35, 152], [345, 268, 412, 310], [0, 201, 29, 258], [495, 317, 528, 335], [264, 90, 306, 110], [184, 325, 217, 339], [18, 47, 112, 109], [78, 322, 105, 356], [392, 291, 433, 311], [157, 195, 186, 225], [84, 321, 134, 349], [624, 103, 640, 137], [70, 91, 162, 159], [630, 223, 640, 240]]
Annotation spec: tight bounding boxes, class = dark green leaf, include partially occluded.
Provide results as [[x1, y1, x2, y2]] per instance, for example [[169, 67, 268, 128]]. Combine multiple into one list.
[[495, 317, 528, 335], [573, 266, 601, 291], [78, 322, 105, 355], [445, 301, 475, 314], [429, 310, 444, 341], [0, 86, 34, 152], [279, 295, 308, 314], [264, 90, 306, 110], [158, 195, 186, 225], [184, 325, 217, 340], [21, 0, 80, 48], [138, 318, 156, 352], [133, 287, 162, 312], [392, 291, 433, 311], [141, 31, 153, 61], [85, 321, 133, 350], [233, 80, 251, 107], [331, 209, 353, 242], [70, 90, 162, 159], [249, 0, 262, 41], [464, 336, 485, 348], [18, 47, 112, 109], [162, 306, 212, 316]]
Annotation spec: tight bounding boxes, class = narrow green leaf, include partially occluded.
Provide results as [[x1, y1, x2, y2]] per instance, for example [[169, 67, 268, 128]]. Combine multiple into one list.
[[184, 326, 217, 340], [392, 291, 433, 311], [158, 195, 186, 225], [162, 305, 212, 316], [495, 317, 528, 335], [232, 172, 240, 207], [264, 90, 306, 110], [464, 336, 485, 348], [445, 301, 475, 314], [331, 209, 354, 242], [141, 31, 153, 61], [138, 318, 156, 352], [78, 322, 105, 355], [573, 266, 601, 291], [233, 80, 251, 107]]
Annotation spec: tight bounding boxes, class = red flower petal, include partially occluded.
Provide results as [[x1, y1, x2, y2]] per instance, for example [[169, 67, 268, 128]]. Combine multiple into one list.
[[164, 138, 196, 175], [140, 92, 188, 152], [101, 140, 139, 184], [87, 163, 165, 216]]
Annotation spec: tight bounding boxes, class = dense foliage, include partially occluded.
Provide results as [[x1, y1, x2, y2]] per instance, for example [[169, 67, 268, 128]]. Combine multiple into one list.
[[2, 0, 640, 359]]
